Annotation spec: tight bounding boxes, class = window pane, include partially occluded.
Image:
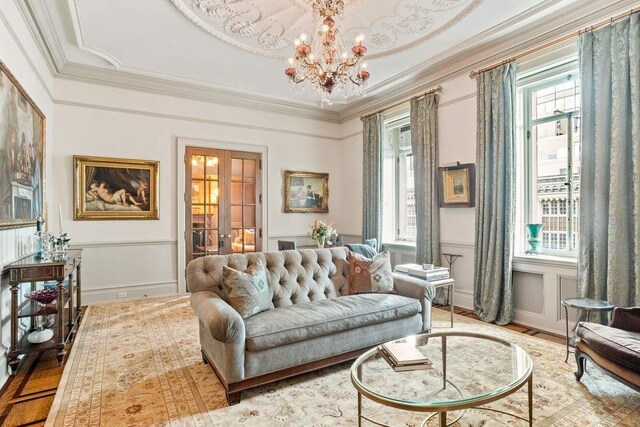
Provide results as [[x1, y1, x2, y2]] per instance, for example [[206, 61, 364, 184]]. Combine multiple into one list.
[[205, 156, 219, 179], [532, 78, 580, 120], [191, 155, 204, 179], [231, 158, 243, 181], [192, 181, 205, 204]]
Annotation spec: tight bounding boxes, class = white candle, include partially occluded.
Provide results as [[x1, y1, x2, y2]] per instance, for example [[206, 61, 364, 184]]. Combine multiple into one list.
[[59, 204, 63, 233]]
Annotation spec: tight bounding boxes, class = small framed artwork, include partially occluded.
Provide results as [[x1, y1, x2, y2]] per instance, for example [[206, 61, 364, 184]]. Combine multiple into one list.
[[0, 60, 46, 229], [438, 163, 475, 208], [284, 170, 329, 213], [74, 155, 159, 220]]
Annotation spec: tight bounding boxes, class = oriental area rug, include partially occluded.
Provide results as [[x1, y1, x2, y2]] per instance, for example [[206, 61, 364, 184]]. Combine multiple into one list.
[[46, 296, 639, 426]]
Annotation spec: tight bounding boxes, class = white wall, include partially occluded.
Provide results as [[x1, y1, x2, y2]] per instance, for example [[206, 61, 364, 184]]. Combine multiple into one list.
[[53, 79, 346, 304], [0, 1, 55, 386]]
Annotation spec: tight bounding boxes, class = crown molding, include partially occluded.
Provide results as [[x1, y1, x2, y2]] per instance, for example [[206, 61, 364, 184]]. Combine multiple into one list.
[[338, 0, 640, 122], [15, 0, 640, 126], [56, 62, 342, 122]]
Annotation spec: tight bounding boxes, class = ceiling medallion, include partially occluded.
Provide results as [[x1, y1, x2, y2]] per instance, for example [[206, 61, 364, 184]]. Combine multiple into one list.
[[285, 1, 369, 105]]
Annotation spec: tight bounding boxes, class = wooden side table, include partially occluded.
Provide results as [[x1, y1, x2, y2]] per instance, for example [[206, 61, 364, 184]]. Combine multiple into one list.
[[3, 249, 83, 374], [561, 297, 614, 363]]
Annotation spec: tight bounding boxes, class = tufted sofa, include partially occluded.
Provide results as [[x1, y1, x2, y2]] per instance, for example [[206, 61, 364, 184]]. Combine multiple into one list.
[[187, 247, 436, 405]]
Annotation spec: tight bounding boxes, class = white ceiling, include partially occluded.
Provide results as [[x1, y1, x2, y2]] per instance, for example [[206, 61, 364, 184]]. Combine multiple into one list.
[[33, 0, 597, 113]]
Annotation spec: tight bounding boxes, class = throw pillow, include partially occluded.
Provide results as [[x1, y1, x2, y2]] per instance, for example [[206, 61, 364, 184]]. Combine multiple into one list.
[[222, 259, 271, 319], [348, 250, 394, 294]]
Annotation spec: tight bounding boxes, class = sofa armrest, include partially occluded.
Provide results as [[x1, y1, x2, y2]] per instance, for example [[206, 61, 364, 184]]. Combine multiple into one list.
[[191, 291, 245, 343], [191, 291, 246, 384], [610, 307, 640, 333], [393, 272, 436, 331]]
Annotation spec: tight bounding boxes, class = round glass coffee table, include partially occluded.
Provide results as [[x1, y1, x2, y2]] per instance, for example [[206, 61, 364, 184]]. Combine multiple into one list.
[[351, 332, 533, 426]]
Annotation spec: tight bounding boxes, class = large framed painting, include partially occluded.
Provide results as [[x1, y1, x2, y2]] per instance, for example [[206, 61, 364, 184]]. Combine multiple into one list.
[[73, 156, 159, 220], [438, 163, 475, 208], [0, 60, 46, 229], [284, 170, 329, 213]]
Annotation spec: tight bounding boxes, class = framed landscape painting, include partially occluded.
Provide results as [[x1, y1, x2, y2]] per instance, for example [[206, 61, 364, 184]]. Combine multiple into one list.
[[284, 170, 329, 213], [438, 163, 475, 208], [0, 60, 46, 229], [74, 156, 159, 220]]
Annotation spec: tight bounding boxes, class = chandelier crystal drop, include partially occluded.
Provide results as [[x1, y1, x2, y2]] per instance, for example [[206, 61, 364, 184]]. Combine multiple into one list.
[[284, 0, 370, 105]]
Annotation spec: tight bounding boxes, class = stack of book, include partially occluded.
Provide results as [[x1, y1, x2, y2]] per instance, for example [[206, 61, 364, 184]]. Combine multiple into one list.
[[378, 342, 433, 372], [394, 263, 450, 281]]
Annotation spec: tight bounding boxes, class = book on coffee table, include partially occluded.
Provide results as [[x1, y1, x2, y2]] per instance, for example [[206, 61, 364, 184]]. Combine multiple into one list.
[[378, 342, 432, 372]]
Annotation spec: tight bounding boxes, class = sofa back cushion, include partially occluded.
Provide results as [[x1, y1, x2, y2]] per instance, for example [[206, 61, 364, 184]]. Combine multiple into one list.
[[186, 248, 350, 308]]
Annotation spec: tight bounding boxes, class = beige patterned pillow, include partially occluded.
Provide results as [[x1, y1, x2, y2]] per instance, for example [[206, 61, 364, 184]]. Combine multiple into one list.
[[348, 250, 394, 294], [222, 259, 271, 319]]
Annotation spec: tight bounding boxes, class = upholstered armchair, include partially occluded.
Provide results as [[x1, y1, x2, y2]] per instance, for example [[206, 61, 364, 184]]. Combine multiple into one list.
[[575, 307, 640, 391]]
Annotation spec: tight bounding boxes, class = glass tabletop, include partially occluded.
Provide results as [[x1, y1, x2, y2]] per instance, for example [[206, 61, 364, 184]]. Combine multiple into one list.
[[562, 297, 615, 310], [3, 249, 82, 269], [351, 332, 533, 410]]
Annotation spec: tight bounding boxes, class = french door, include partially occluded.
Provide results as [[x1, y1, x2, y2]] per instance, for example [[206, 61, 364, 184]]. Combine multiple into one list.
[[185, 147, 262, 262]]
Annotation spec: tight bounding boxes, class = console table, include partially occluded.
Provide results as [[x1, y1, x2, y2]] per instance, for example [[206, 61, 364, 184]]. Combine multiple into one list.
[[3, 250, 82, 374]]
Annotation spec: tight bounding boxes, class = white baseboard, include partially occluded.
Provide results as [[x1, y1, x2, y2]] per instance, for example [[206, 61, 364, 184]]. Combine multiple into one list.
[[82, 281, 179, 305]]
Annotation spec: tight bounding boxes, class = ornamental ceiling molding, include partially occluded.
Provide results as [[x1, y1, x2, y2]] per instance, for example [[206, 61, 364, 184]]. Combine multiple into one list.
[[169, 0, 483, 60]]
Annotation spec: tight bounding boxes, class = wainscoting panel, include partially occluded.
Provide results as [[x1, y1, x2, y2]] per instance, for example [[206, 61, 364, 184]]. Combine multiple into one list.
[[70, 240, 178, 304], [513, 271, 545, 315]]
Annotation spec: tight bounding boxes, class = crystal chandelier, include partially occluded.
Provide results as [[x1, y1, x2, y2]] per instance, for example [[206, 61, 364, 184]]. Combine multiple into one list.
[[285, 0, 370, 105]]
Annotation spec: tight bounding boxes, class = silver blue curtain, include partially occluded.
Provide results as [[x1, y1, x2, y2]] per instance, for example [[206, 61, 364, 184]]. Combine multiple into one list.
[[410, 94, 440, 265], [578, 13, 640, 309], [473, 63, 516, 325], [362, 113, 384, 246]]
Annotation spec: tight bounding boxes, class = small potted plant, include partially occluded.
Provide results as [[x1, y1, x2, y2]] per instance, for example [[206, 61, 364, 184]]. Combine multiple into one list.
[[309, 219, 336, 248]]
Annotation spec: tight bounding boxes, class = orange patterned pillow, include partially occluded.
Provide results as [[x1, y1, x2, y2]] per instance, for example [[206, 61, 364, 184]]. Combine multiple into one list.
[[348, 250, 394, 294]]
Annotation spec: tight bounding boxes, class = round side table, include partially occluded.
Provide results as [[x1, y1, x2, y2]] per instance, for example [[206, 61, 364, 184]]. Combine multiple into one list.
[[561, 297, 615, 362]]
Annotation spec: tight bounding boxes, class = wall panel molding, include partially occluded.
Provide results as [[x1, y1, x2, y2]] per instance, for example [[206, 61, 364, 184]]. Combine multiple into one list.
[[71, 239, 177, 249]]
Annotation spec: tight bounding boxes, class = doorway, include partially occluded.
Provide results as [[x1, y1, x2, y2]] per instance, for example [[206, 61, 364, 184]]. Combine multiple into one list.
[[185, 147, 262, 263]]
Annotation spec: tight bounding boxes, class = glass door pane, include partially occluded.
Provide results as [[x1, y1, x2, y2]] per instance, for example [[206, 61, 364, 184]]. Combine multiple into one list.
[[230, 156, 258, 253], [187, 148, 222, 262]]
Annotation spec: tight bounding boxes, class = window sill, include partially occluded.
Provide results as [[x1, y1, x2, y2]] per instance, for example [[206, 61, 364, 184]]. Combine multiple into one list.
[[513, 253, 577, 269], [382, 241, 416, 251]]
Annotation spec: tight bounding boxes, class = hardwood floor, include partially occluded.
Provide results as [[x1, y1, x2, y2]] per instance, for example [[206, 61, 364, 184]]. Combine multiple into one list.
[[0, 305, 565, 426]]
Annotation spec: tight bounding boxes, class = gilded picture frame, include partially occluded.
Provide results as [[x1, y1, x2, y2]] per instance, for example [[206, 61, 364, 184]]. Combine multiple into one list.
[[284, 170, 329, 213], [74, 155, 159, 220], [0, 60, 46, 229], [438, 163, 475, 208]]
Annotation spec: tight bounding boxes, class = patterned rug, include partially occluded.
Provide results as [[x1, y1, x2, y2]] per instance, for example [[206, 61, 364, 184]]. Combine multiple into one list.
[[46, 296, 640, 426]]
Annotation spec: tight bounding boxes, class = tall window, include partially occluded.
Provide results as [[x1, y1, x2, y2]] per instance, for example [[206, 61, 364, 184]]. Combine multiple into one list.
[[382, 118, 416, 243], [519, 65, 581, 256]]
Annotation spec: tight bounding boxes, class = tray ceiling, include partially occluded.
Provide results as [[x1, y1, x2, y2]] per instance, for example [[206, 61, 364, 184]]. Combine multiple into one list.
[[168, 0, 482, 60], [29, 0, 584, 113]]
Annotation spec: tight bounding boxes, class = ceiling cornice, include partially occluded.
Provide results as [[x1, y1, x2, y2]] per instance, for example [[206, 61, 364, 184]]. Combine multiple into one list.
[[339, 0, 640, 122], [15, 0, 640, 125]]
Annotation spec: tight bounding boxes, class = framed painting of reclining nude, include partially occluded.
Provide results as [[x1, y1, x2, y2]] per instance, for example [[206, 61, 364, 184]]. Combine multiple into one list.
[[73, 155, 159, 220], [0, 60, 46, 229], [284, 170, 329, 213]]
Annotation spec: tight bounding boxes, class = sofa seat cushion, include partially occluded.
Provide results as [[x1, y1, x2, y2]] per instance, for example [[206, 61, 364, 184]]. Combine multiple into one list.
[[577, 322, 640, 373], [244, 294, 421, 351]]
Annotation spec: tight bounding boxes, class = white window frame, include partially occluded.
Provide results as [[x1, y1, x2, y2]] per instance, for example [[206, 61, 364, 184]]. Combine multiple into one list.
[[519, 62, 580, 258], [382, 115, 416, 244]]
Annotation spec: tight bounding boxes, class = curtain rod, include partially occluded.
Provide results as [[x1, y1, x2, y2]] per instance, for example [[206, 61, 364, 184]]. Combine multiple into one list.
[[360, 85, 442, 121], [469, 7, 639, 78]]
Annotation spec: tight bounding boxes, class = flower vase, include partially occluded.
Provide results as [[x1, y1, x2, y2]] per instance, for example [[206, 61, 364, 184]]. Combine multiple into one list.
[[316, 237, 325, 248], [525, 223, 544, 254]]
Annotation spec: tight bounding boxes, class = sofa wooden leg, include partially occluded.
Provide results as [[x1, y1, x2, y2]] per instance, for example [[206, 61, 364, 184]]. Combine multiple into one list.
[[226, 391, 241, 406], [201, 350, 208, 364], [574, 350, 585, 381]]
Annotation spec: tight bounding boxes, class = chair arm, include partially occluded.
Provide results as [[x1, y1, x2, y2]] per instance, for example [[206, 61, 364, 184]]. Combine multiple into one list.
[[610, 307, 640, 333], [190, 291, 245, 343], [393, 273, 436, 331]]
